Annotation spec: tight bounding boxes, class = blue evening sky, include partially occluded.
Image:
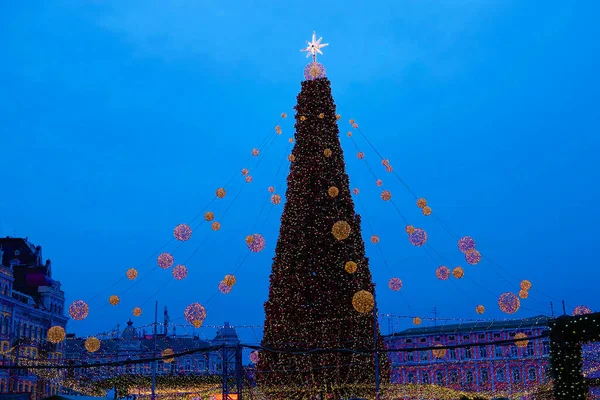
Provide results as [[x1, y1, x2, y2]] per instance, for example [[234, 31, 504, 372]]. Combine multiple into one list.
[[1, 0, 599, 342]]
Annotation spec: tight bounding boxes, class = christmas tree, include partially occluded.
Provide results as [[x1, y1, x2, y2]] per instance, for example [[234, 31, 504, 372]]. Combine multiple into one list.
[[257, 32, 389, 399]]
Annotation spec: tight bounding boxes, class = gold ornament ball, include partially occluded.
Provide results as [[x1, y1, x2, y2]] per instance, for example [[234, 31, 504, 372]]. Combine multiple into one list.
[[352, 290, 374, 313], [216, 188, 226, 198], [422, 206, 432, 216], [281, 112, 287, 118], [413, 317, 422, 325], [133, 307, 142, 317], [352, 123, 358, 128], [288, 137, 294, 143], [268, 186, 275, 193], [212, 221, 221, 231], [223, 274, 236, 287], [371, 235, 380, 244], [245, 235, 254, 244], [518, 289, 529, 299], [204, 211, 215, 221], [345, 261, 358, 274], [332, 221, 351, 241], [452, 267, 465, 279], [109, 295, 120, 306], [328, 186, 339, 198], [514, 333, 529, 348], [85, 337, 101, 353], [300, 116, 306, 121], [318, 113, 324, 119], [162, 348, 175, 363], [432, 344, 446, 359], [349, 119, 355, 124], [405, 225, 415, 234], [126, 268, 138, 280], [476, 305, 485, 314], [381, 190, 392, 201], [271, 194, 281, 205], [520, 280, 532, 291], [417, 198, 427, 208], [336, 114, 341, 120], [48, 326, 66, 344], [324, 148, 332, 157], [252, 148, 259, 156], [382, 159, 390, 166], [385, 165, 393, 172], [288, 154, 295, 162]]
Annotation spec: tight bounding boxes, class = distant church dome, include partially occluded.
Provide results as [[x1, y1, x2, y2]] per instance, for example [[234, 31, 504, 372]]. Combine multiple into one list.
[[213, 322, 239, 345], [122, 319, 137, 340]]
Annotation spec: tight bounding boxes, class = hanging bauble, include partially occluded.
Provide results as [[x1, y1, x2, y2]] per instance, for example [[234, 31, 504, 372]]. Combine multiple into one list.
[[405, 225, 415, 234], [324, 148, 332, 157], [223, 274, 236, 287], [219, 281, 232, 294], [352, 290, 374, 313], [245, 235, 254, 244], [242, 168, 249, 176], [174, 224, 192, 241], [518, 289, 528, 299], [268, 186, 275, 193], [436, 266, 450, 281], [370, 235, 380, 244], [573, 305, 592, 316], [271, 194, 281, 205], [288, 137, 294, 143], [252, 148, 259, 156], [69, 300, 89, 321], [85, 337, 101, 353], [388, 278, 402, 291], [336, 114, 341, 120], [452, 267, 465, 279], [520, 280, 532, 291], [126, 268, 138, 280], [109, 295, 120, 306], [382, 159, 390, 166], [375, 179, 383, 187], [172, 265, 188, 280], [352, 123, 358, 128], [212, 221, 221, 231], [281, 113, 287, 118], [288, 154, 296, 162], [349, 119, 355, 124], [344, 261, 357, 274], [204, 211, 215, 221], [328, 186, 339, 197], [498, 292, 520, 314], [353, 188, 360, 195], [245, 175, 253, 183], [408, 228, 427, 246], [332, 221, 351, 240], [275, 126, 282, 134], [416, 198, 427, 208], [162, 348, 175, 363], [216, 188, 226, 198], [357, 152, 365, 160], [385, 165, 393, 172], [318, 113, 324, 119], [250, 350, 260, 364], [157, 252, 174, 269], [381, 190, 392, 201], [465, 249, 482, 265], [422, 206, 432, 216], [514, 333, 529, 348], [413, 317, 422, 325], [133, 307, 142, 317], [458, 236, 476, 253], [347, 131, 352, 137], [184, 303, 207, 327], [300, 116, 306, 121], [476, 305, 485, 314], [304, 62, 326, 80], [247, 234, 266, 252], [48, 326, 66, 344]]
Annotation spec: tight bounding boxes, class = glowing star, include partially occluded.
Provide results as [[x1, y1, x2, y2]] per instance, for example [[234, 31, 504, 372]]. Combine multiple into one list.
[[301, 31, 329, 61]]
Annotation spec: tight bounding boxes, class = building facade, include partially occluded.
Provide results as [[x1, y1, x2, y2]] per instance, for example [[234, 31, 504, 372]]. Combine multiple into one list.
[[384, 315, 551, 397], [0, 237, 69, 398]]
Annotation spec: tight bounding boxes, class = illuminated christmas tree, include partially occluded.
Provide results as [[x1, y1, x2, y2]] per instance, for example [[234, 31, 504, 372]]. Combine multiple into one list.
[[257, 32, 389, 398]]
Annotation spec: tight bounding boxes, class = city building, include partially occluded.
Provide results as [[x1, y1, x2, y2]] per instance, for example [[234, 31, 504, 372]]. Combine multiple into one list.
[[383, 315, 551, 397], [0, 237, 69, 398], [63, 311, 241, 395]]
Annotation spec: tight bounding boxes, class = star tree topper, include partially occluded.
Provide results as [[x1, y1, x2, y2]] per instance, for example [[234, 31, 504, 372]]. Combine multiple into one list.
[[301, 31, 329, 62]]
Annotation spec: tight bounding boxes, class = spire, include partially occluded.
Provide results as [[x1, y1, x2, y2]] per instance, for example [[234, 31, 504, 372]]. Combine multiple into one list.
[[302, 31, 328, 81]]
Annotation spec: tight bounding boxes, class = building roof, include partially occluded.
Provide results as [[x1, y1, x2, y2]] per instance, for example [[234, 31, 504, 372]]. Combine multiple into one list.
[[384, 315, 552, 338]]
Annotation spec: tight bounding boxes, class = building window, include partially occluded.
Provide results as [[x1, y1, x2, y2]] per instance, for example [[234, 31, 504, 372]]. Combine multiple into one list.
[[463, 334, 470, 340], [450, 371, 458, 383], [528, 367, 537, 381], [510, 345, 518, 357], [526, 342, 534, 356], [509, 332, 516, 337], [436, 371, 443, 385], [497, 368, 505, 382], [449, 349, 456, 360], [448, 335, 455, 341], [465, 347, 472, 359], [466, 370, 473, 383], [481, 369, 489, 383], [513, 368, 521, 382], [405, 339, 412, 343], [407, 373, 414, 383], [542, 340, 550, 355], [478, 333, 485, 339], [495, 345, 503, 358], [420, 338, 426, 343], [407, 352, 413, 362], [434, 336, 441, 341], [420, 351, 428, 361], [479, 346, 487, 358], [493, 333, 501, 339], [422, 372, 429, 384]]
